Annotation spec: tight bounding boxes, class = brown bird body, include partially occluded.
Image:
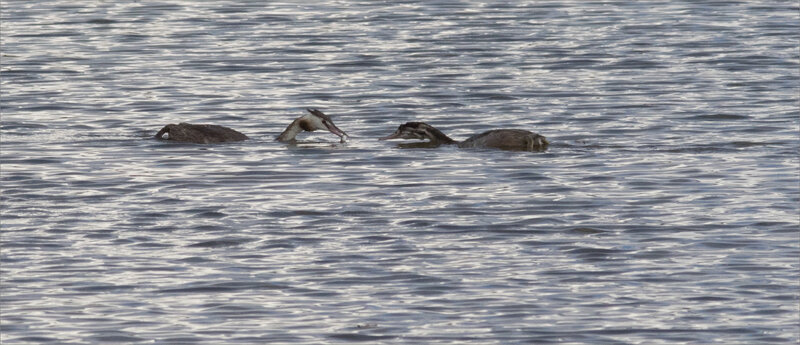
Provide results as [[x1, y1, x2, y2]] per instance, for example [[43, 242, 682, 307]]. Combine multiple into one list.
[[154, 123, 248, 144], [380, 122, 548, 152]]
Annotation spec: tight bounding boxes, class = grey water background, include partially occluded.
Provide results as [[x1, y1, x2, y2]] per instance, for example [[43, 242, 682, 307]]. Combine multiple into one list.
[[1, 1, 798, 344]]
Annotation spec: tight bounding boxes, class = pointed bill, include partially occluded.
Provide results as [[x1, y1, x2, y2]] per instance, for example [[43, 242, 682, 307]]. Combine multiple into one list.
[[324, 121, 348, 139], [307, 108, 348, 140], [379, 130, 402, 140]]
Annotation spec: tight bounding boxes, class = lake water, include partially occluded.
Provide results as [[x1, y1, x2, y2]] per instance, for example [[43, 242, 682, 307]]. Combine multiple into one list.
[[1, 1, 798, 344]]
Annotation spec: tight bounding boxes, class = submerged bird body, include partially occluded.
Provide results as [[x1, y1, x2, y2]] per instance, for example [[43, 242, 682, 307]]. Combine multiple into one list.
[[154, 123, 248, 144], [459, 129, 549, 151], [380, 122, 548, 152]]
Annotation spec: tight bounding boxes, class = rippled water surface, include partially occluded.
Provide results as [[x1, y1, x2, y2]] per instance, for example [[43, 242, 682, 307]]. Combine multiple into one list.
[[2, 1, 799, 344]]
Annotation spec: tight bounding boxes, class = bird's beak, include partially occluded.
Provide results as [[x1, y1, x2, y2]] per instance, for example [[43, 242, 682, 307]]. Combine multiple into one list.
[[379, 131, 402, 140], [324, 121, 348, 139]]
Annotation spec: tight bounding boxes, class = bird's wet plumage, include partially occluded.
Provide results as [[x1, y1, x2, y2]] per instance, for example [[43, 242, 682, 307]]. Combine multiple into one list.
[[380, 122, 548, 152], [154, 123, 248, 144]]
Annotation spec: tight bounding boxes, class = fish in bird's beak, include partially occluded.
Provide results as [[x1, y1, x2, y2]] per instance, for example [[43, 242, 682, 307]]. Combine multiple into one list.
[[306, 108, 348, 142], [324, 120, 348, 140]]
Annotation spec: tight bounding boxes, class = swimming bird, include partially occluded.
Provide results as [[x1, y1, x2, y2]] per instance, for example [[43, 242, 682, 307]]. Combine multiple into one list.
[[379, 122, 549, 151], [154, 123, 248, 144], [276, 108, 348, 143], [154, 109, 347, 144]]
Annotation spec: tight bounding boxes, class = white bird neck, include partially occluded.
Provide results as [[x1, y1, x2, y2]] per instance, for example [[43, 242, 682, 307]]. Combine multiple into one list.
[[276, 118, 305, 142]]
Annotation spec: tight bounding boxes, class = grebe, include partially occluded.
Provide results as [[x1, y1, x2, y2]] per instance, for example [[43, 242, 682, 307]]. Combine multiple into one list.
[[154, 109, 347, 144], [379, 122, 548, 151], [154, 123, 248, 144], [276, 108, 348, 142]]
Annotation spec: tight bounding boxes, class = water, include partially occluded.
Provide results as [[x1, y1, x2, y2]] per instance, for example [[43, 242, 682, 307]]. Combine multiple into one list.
[[1, 1, 798, 344]]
